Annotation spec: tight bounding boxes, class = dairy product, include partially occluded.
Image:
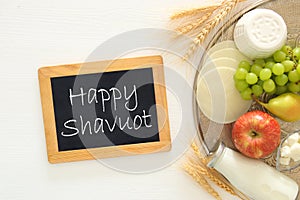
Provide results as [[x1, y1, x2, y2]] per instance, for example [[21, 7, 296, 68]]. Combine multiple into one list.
[[279, 132, 300, 165], [209, 146, 299, 200], [234, 9, 287, 59]]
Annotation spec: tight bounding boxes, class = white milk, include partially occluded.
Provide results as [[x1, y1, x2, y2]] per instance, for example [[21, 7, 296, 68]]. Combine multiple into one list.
[[208, 145, 298, 200]]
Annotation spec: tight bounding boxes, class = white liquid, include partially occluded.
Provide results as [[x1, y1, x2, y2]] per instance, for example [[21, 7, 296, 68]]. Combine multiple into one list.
[[210, 147, 298, 200]]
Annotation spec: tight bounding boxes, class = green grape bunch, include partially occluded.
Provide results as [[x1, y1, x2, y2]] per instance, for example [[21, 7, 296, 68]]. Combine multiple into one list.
[[234, 45, 300, 100]]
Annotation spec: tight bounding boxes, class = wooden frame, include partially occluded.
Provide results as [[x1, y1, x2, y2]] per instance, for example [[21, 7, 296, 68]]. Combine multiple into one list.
[[38, 55, 171, 164]]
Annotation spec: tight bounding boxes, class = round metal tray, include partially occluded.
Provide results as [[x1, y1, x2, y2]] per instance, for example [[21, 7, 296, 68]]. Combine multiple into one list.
[[193, 0, 300, 190]]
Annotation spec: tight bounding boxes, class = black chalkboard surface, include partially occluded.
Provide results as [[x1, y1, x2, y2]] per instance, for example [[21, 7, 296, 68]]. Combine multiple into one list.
[[51, 68, 159, 151], [38, 56, 171, 163]]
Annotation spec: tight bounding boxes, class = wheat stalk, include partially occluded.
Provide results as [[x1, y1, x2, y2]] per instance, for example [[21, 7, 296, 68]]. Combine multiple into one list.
[[207, 168, 237, 195], [183, 0, 239, 59], [170, 0, 242, 60], [184, 142, 251, 200], [170, 5, 220, 20], [188, 159, 237, 195], [187, 157, 236, 194], [184, 164, 222, 200], [175, 13, 212, 35], [191, 142, 202, 157]]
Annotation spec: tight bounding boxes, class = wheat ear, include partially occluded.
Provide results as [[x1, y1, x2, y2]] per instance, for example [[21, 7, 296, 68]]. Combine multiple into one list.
[[186, 142, 250, 199], [184, 0, 239, 59], [175, 13, 211, 35], [184, 163, 222, 200], [170, 5, 220, 20], [188, 145, 237, 194]]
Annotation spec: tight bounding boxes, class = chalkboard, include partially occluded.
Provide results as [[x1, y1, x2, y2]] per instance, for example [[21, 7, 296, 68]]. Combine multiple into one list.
[[38, 56, 171, 163]]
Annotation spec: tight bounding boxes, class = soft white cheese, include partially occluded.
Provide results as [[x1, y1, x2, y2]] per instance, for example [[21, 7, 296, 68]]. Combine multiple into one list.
[[290, 143, 300, 162], [279, 132, 300, 165], [234, 9, 287, 59], [287, 133, 299, 146], [282, 140, 289, 147], [279, 157, 291, 166], [281, 146, 291, 157]]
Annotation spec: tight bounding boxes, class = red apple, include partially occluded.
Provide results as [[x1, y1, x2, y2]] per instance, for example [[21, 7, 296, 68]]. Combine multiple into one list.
[[232, 110, 281, 159]]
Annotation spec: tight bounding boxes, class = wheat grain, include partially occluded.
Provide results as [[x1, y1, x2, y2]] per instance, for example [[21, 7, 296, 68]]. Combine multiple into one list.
[[191, 142, 201, 156], [190, 142, 211, 165]]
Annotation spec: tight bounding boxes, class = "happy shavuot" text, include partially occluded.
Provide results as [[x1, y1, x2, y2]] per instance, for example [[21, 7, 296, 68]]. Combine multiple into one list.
[[60, 85, 153, 137]]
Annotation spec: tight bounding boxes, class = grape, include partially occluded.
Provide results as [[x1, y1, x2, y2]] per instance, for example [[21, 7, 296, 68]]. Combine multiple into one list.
[[238, 60, 251, 71], [282, 60, 295, 72], [273, 50, 286, 62], [250, 64, 263, 76], [235, 80, 249, 92], [275, 74, 288, 86], [293, 47, 300, 61], [265, 57, 275, 62], [272, 63, 285, 75], [233, 44, 300, 100], [266, 88, 277, 95], [259, 68, 272, 81], [265, 61, 275, 70], [257, 79, 264, 87], [276, 85, 287, 95], [263, 79, 276, 93], [288, 70, 300, 82], [281, 45, 293, 55], [233, 74, 238, 81], [252, 84, 263, 97], [254, 59, 265, 67], [241, 88, 253, 100], [296, 64, 300, 74], [234, 68, 248, 80], [288, 82, 300, 93], [246, 72, 258, 84]]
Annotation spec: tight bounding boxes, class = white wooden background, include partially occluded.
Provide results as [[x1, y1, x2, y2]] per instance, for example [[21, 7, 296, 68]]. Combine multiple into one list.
[[0, 0, 239, 199]]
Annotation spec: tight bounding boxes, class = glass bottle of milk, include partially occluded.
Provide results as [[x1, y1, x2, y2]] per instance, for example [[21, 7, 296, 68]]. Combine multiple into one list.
[[208, 144, 298, 200]]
